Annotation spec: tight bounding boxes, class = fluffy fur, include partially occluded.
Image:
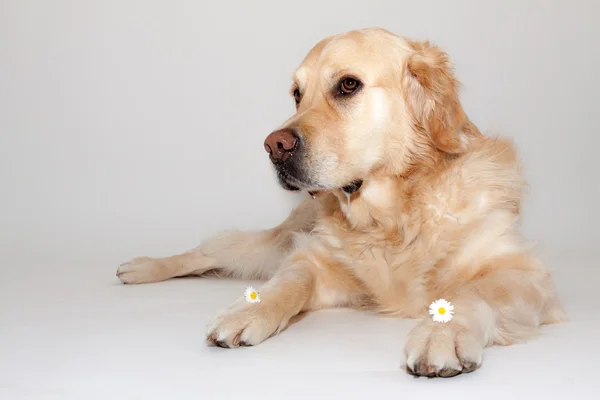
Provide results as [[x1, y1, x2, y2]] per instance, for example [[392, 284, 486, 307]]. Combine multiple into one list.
[[117, 28, 564, 378]]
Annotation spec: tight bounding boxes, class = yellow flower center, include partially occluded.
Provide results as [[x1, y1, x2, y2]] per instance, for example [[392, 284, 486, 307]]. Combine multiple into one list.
[[250, 292, 257, 300], [438, 307, 446, 315]]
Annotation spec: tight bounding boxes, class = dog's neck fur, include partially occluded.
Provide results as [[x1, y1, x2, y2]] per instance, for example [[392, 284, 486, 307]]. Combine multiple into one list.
[[315, 147, 459, 242]]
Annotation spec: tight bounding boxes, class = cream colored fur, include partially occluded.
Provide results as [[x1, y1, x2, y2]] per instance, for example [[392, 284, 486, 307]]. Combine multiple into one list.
[[116, 28, 564, 378]]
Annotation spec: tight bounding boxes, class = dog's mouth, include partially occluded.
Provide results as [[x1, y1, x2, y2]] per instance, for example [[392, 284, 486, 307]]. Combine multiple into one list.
[[275, 166, 363, 195], [275, 167, 308, 191]]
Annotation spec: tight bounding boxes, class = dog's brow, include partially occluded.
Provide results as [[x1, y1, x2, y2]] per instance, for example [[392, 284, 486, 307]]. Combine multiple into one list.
[[294, 67, 309, 91], [329, 68, 361, 84]]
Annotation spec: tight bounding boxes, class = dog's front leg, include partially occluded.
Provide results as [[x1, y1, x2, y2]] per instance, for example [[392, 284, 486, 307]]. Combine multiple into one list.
[[205, 255, 316, 348], [404, 254, 565, 378], [205, 238, 366, 348]]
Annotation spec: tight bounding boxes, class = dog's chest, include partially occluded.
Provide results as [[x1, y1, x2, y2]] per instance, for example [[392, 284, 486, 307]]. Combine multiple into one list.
[[319, 211, 432, 317], [354, 224, 443, 315]]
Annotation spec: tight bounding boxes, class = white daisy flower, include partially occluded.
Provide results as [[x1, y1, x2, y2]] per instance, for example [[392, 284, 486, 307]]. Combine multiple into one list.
[[429, 298, 454, 323], [244, 286, 261, 303]]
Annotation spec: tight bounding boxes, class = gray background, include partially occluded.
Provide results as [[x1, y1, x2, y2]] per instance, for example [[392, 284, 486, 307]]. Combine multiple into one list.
[[1, 0, 598, 264]]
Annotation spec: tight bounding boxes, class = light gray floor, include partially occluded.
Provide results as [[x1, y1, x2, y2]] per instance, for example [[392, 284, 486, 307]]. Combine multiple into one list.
[[1, 250, 597, 399]]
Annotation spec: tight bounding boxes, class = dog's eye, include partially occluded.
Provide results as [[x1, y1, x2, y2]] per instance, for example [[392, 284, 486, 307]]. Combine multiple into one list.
[[339, 78, 360, 95], [293, 89, 301, 105]]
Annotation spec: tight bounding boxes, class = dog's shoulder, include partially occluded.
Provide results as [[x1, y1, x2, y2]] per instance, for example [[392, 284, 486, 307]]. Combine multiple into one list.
[[425, 136, 524, 207]]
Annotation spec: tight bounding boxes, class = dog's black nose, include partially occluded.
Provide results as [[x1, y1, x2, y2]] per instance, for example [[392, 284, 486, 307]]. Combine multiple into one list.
[[264, 128, 298, 164]]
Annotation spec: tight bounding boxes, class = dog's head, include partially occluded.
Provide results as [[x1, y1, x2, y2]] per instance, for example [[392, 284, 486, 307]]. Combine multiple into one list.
[[264, 28, 479, 192]]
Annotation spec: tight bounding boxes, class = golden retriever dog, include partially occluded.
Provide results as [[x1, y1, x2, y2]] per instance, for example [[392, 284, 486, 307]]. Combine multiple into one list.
[[116, 28, 565, 378]]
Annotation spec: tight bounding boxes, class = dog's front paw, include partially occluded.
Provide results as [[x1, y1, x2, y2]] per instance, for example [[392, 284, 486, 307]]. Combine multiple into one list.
[[404, 320, 484, 378], [206, 300, 286, 348]]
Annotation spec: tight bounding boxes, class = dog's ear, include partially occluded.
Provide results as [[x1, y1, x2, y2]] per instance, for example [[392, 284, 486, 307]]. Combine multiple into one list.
[[403, 41, 479, 154]]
